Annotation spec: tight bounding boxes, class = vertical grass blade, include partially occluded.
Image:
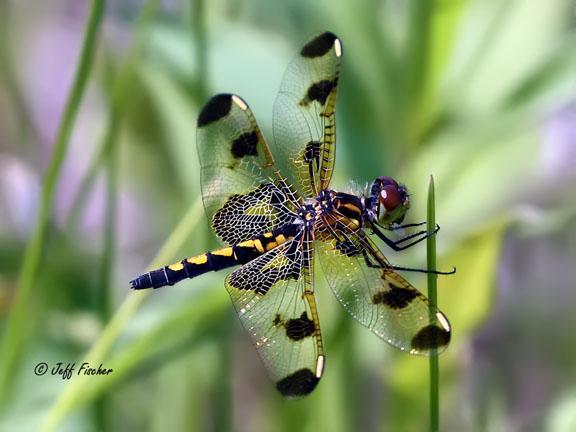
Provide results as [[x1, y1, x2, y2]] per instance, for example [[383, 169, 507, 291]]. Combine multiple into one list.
[[426, 175, 439, 432], [94, 87, 121, 432], [65, 0, 160, 233], [404, 0, 434, 145], [0, 1, 39, 146], [191, 0, 209, 101], [93, 0, 161, 318], [0, 0, 106, 406], [41, 197, 204, 432]]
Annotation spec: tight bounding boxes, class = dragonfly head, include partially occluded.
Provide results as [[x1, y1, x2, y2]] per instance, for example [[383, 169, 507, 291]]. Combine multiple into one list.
[[370, 176, 410, 227]]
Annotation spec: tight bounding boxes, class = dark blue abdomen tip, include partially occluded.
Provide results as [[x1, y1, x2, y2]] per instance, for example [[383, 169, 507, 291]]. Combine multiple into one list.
[[130, 275, 150, 290]]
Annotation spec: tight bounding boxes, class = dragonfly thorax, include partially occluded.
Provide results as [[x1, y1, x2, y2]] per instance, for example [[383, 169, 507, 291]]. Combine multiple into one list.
[[297, 203, 319, 230], [314, 189, 335, 213]]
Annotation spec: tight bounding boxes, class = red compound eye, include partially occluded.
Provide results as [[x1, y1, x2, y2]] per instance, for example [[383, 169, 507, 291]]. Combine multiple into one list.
[[377, 176, 398, 188], [379, 185, 401, 212]]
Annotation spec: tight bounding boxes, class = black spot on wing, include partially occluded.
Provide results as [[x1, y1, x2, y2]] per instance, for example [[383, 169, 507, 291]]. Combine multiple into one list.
[[227, 242, 301, 295], [273, 314, 282, 326], [260, 264, 301, 287], [372, 287, 418, 309], [212, 184, 297, 247], [304, 141, 320, 170], [269, 188, 285, 205], [411, 324, 451, 351], [335, 240, 362, 257], [285, 312, 315, 341], [300, 32, 338, 58], [301, 80, 336, 106], [276, 368, 319, 397], [197, 94, 233, 127], [231, 130, 259, 159]]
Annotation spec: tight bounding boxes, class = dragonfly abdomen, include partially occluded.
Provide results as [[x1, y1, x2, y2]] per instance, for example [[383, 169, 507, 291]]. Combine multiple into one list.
[[130, 225, 299, 289]]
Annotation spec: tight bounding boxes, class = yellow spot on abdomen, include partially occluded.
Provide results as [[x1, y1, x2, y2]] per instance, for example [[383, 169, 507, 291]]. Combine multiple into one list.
[[168, 262, 184, 271], [254, 239, 265, 253], [238, 240, 255, 248], [263, 232, 273, 238], [212, 247, 233, 257], [187, 255, 208, 265], [265, 241, 278, 251], [275, 234, 287, 244]]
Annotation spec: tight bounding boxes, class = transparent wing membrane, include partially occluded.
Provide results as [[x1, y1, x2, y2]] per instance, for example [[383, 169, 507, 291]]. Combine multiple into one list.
[[197, 94, 299, 244], [225, 233, 325, 397], [317, 217, 451, 355], [272, 32, 342, 198]]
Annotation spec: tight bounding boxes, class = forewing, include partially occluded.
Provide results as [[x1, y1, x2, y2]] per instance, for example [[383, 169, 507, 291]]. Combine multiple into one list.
[[272, 32, 342, 198], [316, 225, 451, 355], [225, 233, 325, 397], [197, 94, 298, 244]]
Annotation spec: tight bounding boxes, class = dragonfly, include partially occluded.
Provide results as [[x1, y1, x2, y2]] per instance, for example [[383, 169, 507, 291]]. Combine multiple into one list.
[[130, 32, 451, 397]]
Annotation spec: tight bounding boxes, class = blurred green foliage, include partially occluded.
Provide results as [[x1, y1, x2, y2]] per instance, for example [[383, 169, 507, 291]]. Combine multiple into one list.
[[0, 0, 575, 431]]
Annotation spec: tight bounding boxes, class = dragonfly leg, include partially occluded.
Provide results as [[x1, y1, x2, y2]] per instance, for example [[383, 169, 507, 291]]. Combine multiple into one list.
[[387, 221, 427, 230], [370, 223, 439, 251], [335, 239, 382, 268], [358, 246, 455, 275], [388, 264, 456, 275]]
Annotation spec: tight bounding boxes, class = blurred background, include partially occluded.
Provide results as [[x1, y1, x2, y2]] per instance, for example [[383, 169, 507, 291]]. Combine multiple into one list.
[[1, 0, 575, 431]]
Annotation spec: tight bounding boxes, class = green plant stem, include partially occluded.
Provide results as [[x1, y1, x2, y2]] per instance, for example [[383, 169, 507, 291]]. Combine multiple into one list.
[[91, 0, 160, 316], [191, 0, 208, 101], [404, 0, 433, 146], [0, 0, 106, 407], [66, 7, 163, 425], [0, 0, 40, 148], [41, 197, 204, 432], [98, 110, 121, 319], [427, 175, 439, 432], [65, 0, 160, 233], [94, 94, 120, 432]]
